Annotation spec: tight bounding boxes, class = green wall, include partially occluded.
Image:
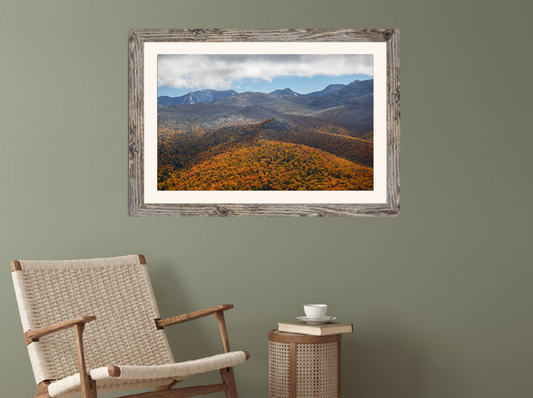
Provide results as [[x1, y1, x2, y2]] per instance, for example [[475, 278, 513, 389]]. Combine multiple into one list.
[[1, 1, 532, 397]]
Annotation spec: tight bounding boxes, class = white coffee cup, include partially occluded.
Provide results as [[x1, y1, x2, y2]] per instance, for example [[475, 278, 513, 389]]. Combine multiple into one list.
[[304, 304, 328, 319]]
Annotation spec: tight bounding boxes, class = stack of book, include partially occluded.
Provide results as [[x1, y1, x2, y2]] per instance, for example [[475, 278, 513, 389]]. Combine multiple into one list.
[[278, 320, 353, 336]]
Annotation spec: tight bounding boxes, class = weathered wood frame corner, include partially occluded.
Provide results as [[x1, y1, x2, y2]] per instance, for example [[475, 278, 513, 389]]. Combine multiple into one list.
[[128, 29, 400, 217]]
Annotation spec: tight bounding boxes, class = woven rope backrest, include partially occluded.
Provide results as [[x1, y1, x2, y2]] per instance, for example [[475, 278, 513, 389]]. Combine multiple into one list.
[[12, 255, 175, 385]]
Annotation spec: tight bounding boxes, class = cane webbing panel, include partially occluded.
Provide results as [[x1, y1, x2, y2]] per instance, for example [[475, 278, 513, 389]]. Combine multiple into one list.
[[269, 332, 339, 398], [12, 255, 175, 386], [269, 341, 290, 398], [296, 342, 338, 397]]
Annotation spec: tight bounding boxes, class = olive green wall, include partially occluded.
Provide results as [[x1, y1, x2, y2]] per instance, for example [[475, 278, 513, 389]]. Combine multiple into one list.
[[1, 1, 532, 397]]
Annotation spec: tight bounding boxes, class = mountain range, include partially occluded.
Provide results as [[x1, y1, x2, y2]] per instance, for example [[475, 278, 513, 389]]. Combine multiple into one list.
[[158, 89, 237, 106], [158, 79, 373, 134], [158, 78, 367, 105], [157, 78, 374, 191]]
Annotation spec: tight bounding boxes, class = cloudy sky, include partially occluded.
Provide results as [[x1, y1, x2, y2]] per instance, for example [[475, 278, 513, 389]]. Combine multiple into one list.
[[158, 54, 373, 97]]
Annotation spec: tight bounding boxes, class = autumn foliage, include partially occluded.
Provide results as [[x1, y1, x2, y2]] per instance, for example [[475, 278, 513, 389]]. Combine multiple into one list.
[[158, 119, 373, 191]]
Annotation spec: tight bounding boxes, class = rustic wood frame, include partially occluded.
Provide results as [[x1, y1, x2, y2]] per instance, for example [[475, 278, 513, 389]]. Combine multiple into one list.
[[129, 29, 400, 217], [12, 256, 250, 398]]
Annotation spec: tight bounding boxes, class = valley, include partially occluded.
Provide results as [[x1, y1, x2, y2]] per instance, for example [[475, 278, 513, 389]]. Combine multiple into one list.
[[157, 79, 374, 191]]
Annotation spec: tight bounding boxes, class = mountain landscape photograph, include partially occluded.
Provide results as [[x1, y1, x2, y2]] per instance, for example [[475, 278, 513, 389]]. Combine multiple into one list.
[[157, 54, 374, 191]]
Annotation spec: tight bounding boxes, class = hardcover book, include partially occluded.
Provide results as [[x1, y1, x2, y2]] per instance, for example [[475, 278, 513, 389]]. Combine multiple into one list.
[[278, 321, 353, 336]]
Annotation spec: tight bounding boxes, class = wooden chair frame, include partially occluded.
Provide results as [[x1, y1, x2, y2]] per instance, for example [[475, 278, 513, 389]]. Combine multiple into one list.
[[12, 258, 250, 398]]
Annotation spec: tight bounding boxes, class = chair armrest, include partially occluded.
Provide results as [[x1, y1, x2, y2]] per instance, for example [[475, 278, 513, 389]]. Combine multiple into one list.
[[156, 305, 233, 329], [24, 316, 96, 345], [25, 316, 97, 397]]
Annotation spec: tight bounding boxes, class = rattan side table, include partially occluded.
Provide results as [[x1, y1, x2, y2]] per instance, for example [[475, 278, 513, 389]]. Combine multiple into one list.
[[269, 329, 342, 398]]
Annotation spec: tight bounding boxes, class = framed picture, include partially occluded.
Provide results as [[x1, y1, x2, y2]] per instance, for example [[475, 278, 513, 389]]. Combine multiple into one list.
[[128, 29, 400, 217]]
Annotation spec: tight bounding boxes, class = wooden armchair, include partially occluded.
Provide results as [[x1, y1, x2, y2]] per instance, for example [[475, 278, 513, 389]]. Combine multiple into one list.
[[11, 255, 250, 398]]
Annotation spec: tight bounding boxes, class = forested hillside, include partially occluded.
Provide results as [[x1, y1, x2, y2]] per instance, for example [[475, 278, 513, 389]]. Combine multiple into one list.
[[157, 79, 374, 191]]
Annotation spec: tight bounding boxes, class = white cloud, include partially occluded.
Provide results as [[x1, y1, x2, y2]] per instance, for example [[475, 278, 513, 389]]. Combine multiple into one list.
[[158, 55, 373, 89]]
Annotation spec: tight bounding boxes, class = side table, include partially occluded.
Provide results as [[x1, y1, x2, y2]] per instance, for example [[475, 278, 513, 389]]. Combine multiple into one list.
[[268, 329, 342, 398]]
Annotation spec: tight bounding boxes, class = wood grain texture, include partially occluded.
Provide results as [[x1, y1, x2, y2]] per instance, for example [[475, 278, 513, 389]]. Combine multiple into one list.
[[220, 367, 239, 398], [154, 380, 181, 391], [289, 343, 296, 398], [387, 30, 401, 216], [128, 29, 400, 217], [214, 311, 231, 353], [74, 323, 97, 398], [25, 316, 96, 345], [120, 383, 227, 398], [156, 305, 233, 329], [11, 260, 21, 272], [131, 29, 389, 43], [34, 381, 52, 398], [129, 29, 144, 217], [107, 366, 121, 377]]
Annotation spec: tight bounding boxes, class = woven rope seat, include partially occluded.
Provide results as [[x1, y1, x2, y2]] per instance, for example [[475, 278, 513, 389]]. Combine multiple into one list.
[[11, 255, 249, 398]]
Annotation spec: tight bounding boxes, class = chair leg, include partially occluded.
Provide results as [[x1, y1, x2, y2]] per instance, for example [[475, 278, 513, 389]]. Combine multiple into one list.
[[220, 366, 239, 398], [34, 381, 51, 398], [85, 377, 97, 398]]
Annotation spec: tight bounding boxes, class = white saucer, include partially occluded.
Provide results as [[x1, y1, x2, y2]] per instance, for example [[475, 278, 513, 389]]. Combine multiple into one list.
[[296, 316, 336, 325]]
